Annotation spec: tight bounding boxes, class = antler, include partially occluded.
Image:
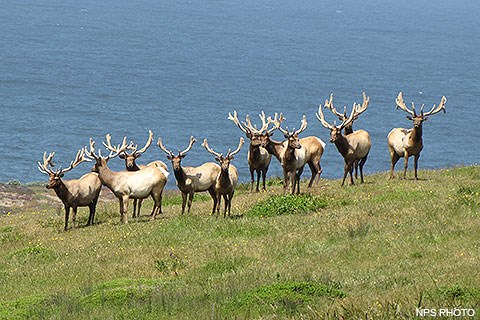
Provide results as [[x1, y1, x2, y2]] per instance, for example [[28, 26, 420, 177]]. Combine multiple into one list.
[[131, 130, 154, 155], [157, 137, 174, 157], [60, 147, 92, 174], [87, 137, 127, 160], [228, 111, 250, 134], [316, 103, 336, 130], [395, 92, 416, 117], [338, 104, 358, 130], [266, 113, 284, 135], [293, 115, 308, 135], [226, 138, 245, 158], [37, 151, 56, 175], [324, 94, 347, 120], [353, 92, 370, 117], [179, 136, 196, 157], [241, 111, 271, 135], [422, 96, 447, 117], [202, 139, 223, 158], [103, 133, 131, 154]]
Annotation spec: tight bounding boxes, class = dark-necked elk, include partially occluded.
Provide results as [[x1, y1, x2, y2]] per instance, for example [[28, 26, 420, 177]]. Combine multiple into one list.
[[86, 137, 168, 223], [202, 138, 244, 217], [37, 148, 101, 230], [158, 136, 221, 214], [323, 92, 370, 179], [103, 130, 168, 218], [227, 110, 272, 192], [388, 92, 446, 180], [316, 98, 372, 186], [262, 114, 326, 194]]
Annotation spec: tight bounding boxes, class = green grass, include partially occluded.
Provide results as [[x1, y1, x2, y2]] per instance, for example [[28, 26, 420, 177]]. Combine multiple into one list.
[[0, 166, 479, 319]]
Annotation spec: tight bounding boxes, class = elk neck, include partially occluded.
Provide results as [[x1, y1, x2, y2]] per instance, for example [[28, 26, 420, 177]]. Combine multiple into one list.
[[333, 134, 350, 157], [264, 139, 284, 162], [283, 143, 297, 163], [218, 166, 231, 187], [173, 166, 188, 188], [51, 179, 70, 203], [410, 124, 423, 143], [96, 162, 116, 187]]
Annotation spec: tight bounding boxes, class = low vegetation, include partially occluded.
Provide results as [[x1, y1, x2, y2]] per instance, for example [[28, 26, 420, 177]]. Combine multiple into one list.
[[0, 166, 479, 319]]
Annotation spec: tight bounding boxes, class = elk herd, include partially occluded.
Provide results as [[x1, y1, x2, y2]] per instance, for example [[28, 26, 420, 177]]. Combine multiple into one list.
[[38, 92, 447, 230]]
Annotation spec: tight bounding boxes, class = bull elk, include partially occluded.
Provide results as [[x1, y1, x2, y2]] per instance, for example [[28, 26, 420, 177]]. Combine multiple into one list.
[[227, 110, 273, 192], [202, 138, 244, 217], [323, 92, 370, 179], [262, 114, 326, 194], [103, 130, 168, 218], [158, 136, 221, 214], [316, 97, 372, 186], [37, 148, 102, 230], [86, 137, 168, 223], [388, 92, 446, 180]]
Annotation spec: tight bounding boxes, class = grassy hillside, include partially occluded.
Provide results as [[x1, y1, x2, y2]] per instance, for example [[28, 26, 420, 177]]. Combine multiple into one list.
[[0, 167, 479, 319]]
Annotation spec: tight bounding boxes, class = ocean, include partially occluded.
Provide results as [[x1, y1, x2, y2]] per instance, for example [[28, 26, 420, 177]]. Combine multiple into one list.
[[1, 0, 479, 188]]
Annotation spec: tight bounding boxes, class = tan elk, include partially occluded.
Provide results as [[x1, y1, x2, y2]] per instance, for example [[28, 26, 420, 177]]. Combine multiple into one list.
[[158, 136, 221, 214], [262, 114, 326, 194], [227, 110, 273, 192], [103, 130, 168, 218], [323, 92, 370, 179], [202, 138, 244, 217], [388, 92, 446, 180], [316, 99, 372, 186], [86, 137, 168, 223], [37, 148, 102, 231]]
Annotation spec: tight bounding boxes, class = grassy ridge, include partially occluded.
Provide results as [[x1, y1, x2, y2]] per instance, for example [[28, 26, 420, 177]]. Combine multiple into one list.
[[0, 167, 479, 319]]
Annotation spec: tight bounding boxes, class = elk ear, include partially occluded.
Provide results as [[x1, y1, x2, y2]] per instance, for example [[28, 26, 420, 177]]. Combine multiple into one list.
[[166, 155, 173, 160], [180, 154, 187, 159], [59, 173, 64, 178], [229, 155, 234, 161], [423, 117, 428, 122], [406, 116, 413, 121], [246, 132, 252, 139], [268, 132, 274, 137], [119, 154, 126, 159], [284, 134, 289, 139], [215, 157, 221, 162], [135, 153, 142, 158]]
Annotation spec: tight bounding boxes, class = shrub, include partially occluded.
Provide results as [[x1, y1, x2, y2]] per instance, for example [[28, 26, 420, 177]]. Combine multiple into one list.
[[247, 194, 327, 217]]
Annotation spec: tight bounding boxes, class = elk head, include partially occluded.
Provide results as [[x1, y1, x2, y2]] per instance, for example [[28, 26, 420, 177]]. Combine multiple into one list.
[[395, 92, 446, 127], [37, 148, 91, 189], [85, 137, 127, 173], [273, 114, 307, 149], [316, 99, 357, 143], [103, 130, 153, 170], [324, 92, 369, 133], [202, 138, 244, 171], [158, 136, 196, 171], [228, 110, 270, 148]]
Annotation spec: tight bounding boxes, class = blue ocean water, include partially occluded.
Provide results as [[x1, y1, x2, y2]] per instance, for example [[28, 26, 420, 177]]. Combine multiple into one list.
[[1, 0, 479, 187]]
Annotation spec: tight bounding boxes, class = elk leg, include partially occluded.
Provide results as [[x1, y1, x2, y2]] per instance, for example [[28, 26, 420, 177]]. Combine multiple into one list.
[[390, 152, 400, 179], [87, 201, 96, 226], [228, 192, 234, 216], [283, 169, 290, 194], [187, 192, 194, 213], [296, 167, 304, 195], [354, 160, 359, 179], [306, 162, 316, 188], [64, 205, 70, 231], [208, 187, 217, 214], [414, 154, 420, 180], [132, 199, 137, 218], [359, 156, 368, 183], [262, 167, 268, 191], [181, 192, 187, 214], [216, 192, 222, 216], [121, 196, 129, 224], [403, 152, 409, 179], [72, 207, 78, 227], [256, 170, 261, 192], [342, 162, 352, 186], [223, 194, 228, 218], [249, 168, 255, 193]]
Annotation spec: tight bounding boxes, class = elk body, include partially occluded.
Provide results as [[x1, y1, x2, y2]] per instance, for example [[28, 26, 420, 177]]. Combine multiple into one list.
[[262, 114, 326, 194], [387, 92, 446, 179], [203, 138, 244, 217], [158, 136, 221, 214], [37, 148, 102, 230], [227, 111, 272, 192], [317, 95, 372, 186], [104, 130, 168, 218], [86, 138, 168, 223], [323, 92, 370, 179]]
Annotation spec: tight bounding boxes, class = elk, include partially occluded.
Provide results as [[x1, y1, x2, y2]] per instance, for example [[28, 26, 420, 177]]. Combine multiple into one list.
[[158, 136, 221, 214], [103, 130, 168, 218], [323, 92, 370, 179], [316, 99, 372, 186], [227, 110, 272, 192], [262, 113, 326, 194], [202, 138, 244, 217], [86, 137, 168, 223], [37, 148, 102, 231], [388, 92, 446, 180]]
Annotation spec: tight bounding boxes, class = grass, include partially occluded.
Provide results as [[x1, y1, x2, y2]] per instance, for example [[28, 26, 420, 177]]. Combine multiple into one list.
[[0, 166, 479, 319]]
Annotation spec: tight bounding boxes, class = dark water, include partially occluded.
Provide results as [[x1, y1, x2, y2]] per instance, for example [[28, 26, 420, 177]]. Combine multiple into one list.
[[1, 0, 479, 187]]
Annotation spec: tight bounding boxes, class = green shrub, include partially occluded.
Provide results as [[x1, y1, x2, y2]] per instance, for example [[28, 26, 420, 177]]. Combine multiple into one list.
[[247, 194, 327, 217]]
